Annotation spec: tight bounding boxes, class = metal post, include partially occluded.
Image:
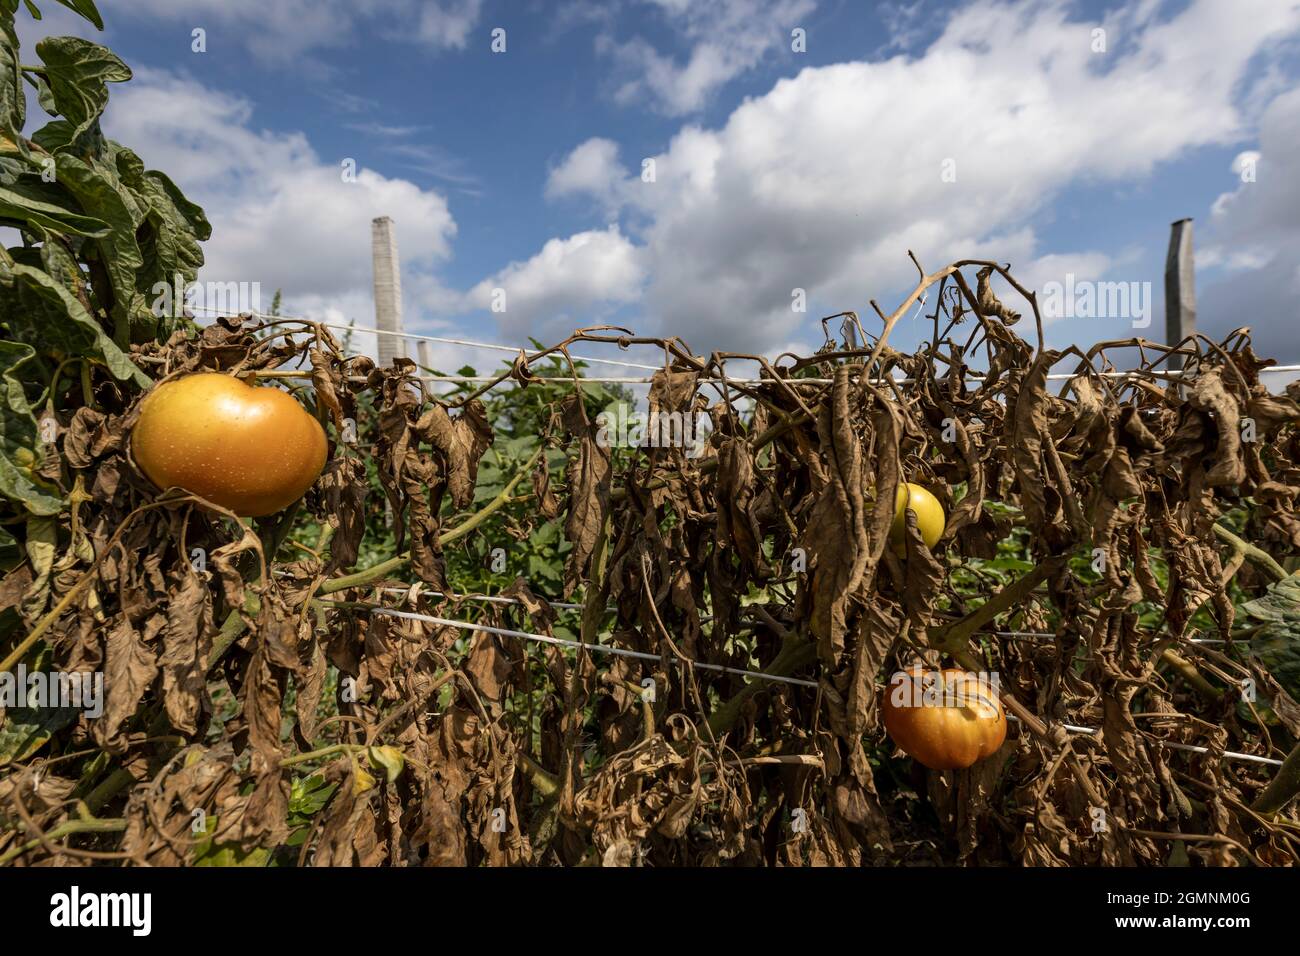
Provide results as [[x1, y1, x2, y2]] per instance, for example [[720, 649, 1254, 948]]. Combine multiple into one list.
[[1164, 218, 1196, 371], [371, 216, 405, 368], [416, 340, 433, 402]]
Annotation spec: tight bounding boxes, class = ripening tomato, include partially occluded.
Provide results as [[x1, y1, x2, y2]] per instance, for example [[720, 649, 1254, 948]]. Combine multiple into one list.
[[889, 482, 945, 555], [131, 372, 327, 517], [881, 666, 1007, 770]]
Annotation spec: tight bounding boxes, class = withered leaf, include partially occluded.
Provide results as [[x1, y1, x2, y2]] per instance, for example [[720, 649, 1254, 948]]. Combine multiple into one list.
[[158, 568, 214, 734], [561, 395, 611, 598], [804, 367, 872, 664], [98, 618, 158, 743], [415, 400, 494, 509]]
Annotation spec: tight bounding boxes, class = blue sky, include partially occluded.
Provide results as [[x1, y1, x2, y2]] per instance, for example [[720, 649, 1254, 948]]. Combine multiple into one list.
[[16, 0, 1300, 378]]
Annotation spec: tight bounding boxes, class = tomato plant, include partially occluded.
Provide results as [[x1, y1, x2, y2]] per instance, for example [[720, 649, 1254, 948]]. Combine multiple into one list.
[[1, 0, 1299, 872]]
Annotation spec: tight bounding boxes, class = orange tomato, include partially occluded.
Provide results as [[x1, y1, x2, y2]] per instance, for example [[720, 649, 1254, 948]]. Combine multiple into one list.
[[881, 666, 1007, 770], [132, 372, 327, 517]]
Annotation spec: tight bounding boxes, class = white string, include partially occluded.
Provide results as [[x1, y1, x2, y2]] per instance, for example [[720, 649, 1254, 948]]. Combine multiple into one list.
[[988, 630, 1225, 645], [370, 585, 585, 612], [187, 305, 664, 372], [325, 601, 817, 688], [413, 374, 717, 385], [316, 587, 1211, 645], [351, 583, 713, 624], [390, 365, 1300, 386], [1006, 715, 1284, 767], [188, 306, 1300, 385], [282, 369, 1300, 389], [322, 595, 1279, 763]]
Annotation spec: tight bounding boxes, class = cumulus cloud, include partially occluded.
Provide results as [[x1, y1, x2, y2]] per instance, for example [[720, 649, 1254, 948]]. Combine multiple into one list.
[[466, 227, 646, 342], [100, 70, 460, 351], [545, 137, 625, 215], [534, 0, 1300, 354], [597, 0, 816, 115], [106, 0, 484, 65], [1199, 87, 1300, 364]]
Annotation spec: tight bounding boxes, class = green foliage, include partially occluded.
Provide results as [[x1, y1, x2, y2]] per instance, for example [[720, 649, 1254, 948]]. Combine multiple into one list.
[[32, 35, 128, 141], [0, 1, 104, 30], [0, 0, 208, 521], [1240, 574, 1300, 701], [0, 644, 77, 764], [192, 818, 273, 867], [0, 338, 60, 513]]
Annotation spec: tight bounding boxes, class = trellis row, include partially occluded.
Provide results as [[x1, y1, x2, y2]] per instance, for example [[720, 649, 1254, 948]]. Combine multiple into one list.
[[201, 310, 1288, 770], [320, 596, 1284, 768], [352, 583, 1226, 645], [186, 305, 663, 371], [187, 307, 1300, 387]]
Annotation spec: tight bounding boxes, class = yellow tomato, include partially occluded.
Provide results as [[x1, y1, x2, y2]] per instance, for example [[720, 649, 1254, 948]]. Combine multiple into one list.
[[889, 482, 945, 555], [132, 372, 327, 517]]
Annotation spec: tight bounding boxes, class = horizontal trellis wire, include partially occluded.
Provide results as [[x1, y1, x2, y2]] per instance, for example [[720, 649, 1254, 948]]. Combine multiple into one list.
[[197, 311, 1296, 772], [319, 597, 1284, 767], [186, 306, 1300, 389]]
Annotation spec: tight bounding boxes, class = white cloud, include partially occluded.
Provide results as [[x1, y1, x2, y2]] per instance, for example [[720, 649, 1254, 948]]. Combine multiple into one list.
[[1200, 86, 1300, 363], [598, 0, 816, 115], [103, 0, 484, 64], [466, 227, 646, 342], [877, 1, 930, 52], [536, 0, 1300, 353], [102, 69, 459, 334], [545, 137, 624, 214], [402, 0, 484, 50]]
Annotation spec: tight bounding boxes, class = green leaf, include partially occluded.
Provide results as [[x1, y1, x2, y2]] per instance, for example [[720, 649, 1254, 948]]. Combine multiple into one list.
[[192, 815, 272, 867], [50, 0, 103, 30], [0, 704, 79, 765], [0, 339, 62, 514], [0, 155, 24, 185], [288, 773, 337, 819], [2, 263, 149, 386], [0, 10, 25, 156], [133, 169, 209, 287], [21, 513, 56, 614], [29, 115, 105, 156], [111, 141, 144, 183], [54, 151, 145, 334], [367, 744, 405, 784], [33, 36, 129, 140], [1240, 575, 1300, 625], [1241, 574, 1300, 701], [0, 647, 78, 767], [0, 178, 110, 237], [33, 72, 53, 114], [142, 168, 210, 241]]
